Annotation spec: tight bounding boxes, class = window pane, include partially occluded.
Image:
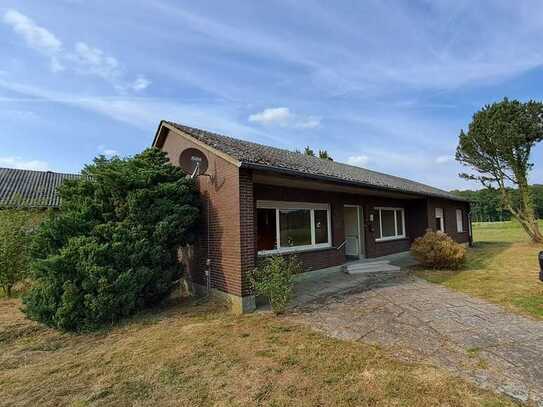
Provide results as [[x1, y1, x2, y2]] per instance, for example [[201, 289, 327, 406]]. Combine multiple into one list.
[[381, 210, 396, 238], [396, 210, 404, 236], [257, 208, 277, 251], [314, 209, 329, 244], [279, 209, 311, 247], [435, 208, 444, 231], [456, 209, 463, 232]]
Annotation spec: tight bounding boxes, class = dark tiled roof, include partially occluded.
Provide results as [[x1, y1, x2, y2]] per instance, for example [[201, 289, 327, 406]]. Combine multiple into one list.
[[0, 167, 80, 208], [165, 121, 467, 202]]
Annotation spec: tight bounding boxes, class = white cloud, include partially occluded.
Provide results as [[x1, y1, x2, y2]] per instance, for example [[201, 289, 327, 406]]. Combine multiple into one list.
[[346, 155, 370, 167], [3, 9, 64, 72], [249, 107, 320, 129], [72, 42, 120, 81], [97, 145, 119, 157], [0, 156, 50, 171], [435, 155, 453, 164], [2, 10, 149, 91], [0, 79, 282, 150], [131, 75, 151, 91], [3, 10, 61, 53], [249, 107, 291, 126], [295, 117, 321, 129]]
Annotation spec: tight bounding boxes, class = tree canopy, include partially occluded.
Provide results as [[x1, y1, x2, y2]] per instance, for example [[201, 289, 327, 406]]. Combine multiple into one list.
[[23, 148, 200, 331], [299, 146, 333, 161], [0, 209, 43, 297], [456, 98, 543, 242], [452, 185, 543, 222]]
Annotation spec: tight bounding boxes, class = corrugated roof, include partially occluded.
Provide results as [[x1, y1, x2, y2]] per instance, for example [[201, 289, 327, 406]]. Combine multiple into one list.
[[164, 121, 467, 202], [0, 167, 80, 208]]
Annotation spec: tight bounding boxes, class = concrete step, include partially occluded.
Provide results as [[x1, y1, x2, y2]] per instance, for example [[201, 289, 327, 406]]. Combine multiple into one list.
[[347, 260, 390, 269], [344, 262, 401, 274]]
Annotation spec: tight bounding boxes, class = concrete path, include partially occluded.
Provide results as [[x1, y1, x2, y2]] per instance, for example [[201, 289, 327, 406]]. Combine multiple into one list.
[[288, 271, 543, 405]]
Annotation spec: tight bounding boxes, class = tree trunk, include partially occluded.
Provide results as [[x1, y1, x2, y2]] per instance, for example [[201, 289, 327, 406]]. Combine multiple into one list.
[[499, 179, 543, 243], [5, 285, 12, 298], [517, 174, 543, 243], [516, 215, 543, 243]]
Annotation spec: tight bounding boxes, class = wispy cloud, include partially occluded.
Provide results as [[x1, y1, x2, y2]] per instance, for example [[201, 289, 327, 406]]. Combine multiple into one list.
[[0, 156, 50, 171], [249, 107, 320, 129], [249, 107, 290, 126], [0, 78, 286, 147], [435, 155, 454, 164], [151, 1, 543, 96], [346, 155, 369, 167], [97, 145, 119, 158], [3, 9, 63, 72], [2, 9, 149, 92], [131, 76, 151, 92]]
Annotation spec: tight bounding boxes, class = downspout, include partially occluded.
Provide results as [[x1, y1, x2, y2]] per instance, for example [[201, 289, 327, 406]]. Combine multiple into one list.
[[190, 162, 213, 298], [205, 191, 211, 296], [468, 211, 474, 247]]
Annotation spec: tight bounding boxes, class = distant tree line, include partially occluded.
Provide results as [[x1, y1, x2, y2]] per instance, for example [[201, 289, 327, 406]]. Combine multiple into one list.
[[451, 185, 543, 222]]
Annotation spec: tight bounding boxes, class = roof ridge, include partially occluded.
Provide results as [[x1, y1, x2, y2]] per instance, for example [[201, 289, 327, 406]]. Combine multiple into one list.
[[0, 167, 80, 177], [165, 121, 315, 158]]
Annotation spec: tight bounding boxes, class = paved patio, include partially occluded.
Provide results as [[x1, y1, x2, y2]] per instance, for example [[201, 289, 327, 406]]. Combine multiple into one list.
[[288, 265, 543, 405]]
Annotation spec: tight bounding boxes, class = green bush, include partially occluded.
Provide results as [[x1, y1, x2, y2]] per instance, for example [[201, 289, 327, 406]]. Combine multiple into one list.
[[250, 255, 303, 314], [23, 148, 200, 331], [0, 209, 44, 297], [411, 230, 466, 270]]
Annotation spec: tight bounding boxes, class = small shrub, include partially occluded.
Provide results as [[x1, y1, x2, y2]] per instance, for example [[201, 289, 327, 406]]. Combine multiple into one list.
[[0, 209, 43, 297], [250, 255, 302, 314], [411, 230, 466, 269]]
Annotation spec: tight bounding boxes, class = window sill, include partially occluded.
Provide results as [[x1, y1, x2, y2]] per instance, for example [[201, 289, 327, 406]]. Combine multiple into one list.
[[375, 236, 408, 243], [258, 244, 333, 256]]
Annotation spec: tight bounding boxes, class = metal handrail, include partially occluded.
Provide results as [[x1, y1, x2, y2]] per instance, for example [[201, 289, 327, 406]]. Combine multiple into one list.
[[336, 240, 346, 251]]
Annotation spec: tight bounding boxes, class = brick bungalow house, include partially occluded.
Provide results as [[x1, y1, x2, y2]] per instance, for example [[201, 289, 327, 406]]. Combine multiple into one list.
[[153, 121, 472, 313]]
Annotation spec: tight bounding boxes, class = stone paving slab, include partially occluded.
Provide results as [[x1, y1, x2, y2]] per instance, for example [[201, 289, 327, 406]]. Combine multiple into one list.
[[288, 272, 543, 405]]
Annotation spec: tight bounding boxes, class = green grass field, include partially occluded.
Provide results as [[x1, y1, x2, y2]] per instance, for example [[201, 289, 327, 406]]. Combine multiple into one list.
[[416, 220, 543, 319]]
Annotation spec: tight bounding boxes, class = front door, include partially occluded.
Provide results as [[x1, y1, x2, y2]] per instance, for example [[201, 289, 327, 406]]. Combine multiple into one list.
[[344, 206, 360, 258]]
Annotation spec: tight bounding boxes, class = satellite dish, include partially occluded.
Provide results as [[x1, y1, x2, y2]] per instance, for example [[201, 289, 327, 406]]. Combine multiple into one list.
[[179, 148, 209, 176]]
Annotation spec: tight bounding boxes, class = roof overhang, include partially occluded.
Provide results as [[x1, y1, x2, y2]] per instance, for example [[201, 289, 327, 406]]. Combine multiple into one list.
[[243, 162, 469, 203]]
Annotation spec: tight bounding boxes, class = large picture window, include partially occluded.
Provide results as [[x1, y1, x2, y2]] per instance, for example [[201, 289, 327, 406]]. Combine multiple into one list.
[[375, 207, 406, 241], [257, 201, 331, 254]]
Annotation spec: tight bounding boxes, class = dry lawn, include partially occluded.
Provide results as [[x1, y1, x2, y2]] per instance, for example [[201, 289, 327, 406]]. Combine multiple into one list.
[[416, 220, 543, 319], [0, 296, 516, 407]]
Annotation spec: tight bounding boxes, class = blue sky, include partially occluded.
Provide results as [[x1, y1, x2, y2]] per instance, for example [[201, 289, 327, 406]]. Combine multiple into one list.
[[1, 1, 543, 190]]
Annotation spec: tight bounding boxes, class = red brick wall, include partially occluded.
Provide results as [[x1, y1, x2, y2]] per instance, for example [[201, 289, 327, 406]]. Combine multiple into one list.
[[354, 196, 426, 258], [239, 169, 256, 296], [160, 129, 244, 297], [253, 181, 470, 264], [427, 198, 470, 244], [254, 183, 346, 272]]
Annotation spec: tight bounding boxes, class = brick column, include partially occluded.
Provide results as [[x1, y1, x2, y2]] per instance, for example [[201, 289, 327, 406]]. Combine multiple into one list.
[[238, 169, 256, 311]]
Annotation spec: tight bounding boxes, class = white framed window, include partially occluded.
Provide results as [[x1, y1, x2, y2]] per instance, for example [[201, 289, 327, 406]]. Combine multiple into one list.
[[456, 209, 464, 232], [256, 201, 332, 255], [435, 208, 444, 232], [374, 207, 406, 242]]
